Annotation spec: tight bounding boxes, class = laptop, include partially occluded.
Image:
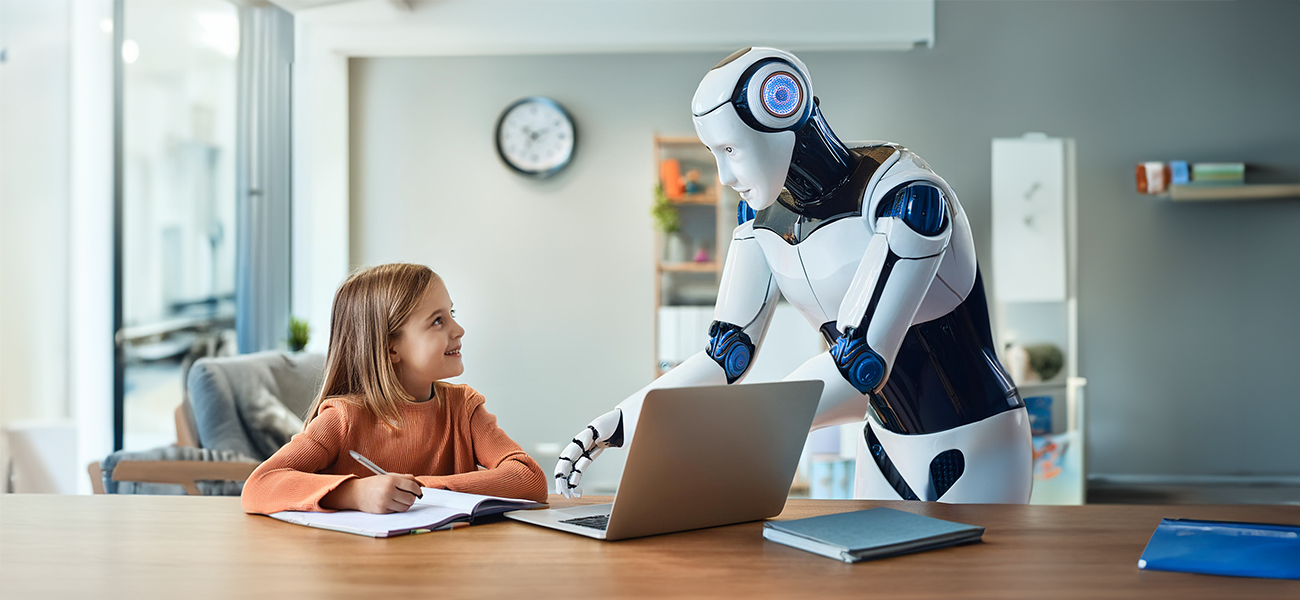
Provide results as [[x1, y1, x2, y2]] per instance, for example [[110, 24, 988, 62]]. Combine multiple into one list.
[[506, 380, 823, 541]]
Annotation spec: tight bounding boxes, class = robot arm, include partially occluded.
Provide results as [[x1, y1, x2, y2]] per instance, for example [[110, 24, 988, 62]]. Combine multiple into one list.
[[812, 182, 952, 426], [554, 222, 780, 497]]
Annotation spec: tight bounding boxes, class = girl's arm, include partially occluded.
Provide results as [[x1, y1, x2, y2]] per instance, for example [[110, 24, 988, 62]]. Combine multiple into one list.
[[417, 401, 549, 502], [240, 406, 358, 514]]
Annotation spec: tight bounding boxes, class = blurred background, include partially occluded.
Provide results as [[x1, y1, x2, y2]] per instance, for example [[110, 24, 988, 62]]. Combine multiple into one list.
[[1, 0, 1297, 505]]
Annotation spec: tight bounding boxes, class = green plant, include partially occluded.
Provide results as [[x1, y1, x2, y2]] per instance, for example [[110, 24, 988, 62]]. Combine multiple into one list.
[[288, 316, 310, 352], [650, 183, 681, 233], [1026, 344, 1064, 381]]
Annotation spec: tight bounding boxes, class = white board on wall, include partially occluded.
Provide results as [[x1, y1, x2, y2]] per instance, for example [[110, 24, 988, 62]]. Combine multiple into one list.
[[991, 134, 1069, 302], [272, 0, 935, 54]]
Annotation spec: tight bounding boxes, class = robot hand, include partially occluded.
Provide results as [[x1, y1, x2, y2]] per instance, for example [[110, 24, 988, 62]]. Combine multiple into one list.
[[554, 408, 624, 498]]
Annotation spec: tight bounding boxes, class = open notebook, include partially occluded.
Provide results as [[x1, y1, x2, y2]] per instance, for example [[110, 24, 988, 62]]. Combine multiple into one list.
[[267, 488, 545, 538]]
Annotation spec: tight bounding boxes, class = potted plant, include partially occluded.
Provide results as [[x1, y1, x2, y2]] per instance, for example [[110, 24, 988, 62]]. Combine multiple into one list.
[[652, 183, 689, 262], [288, 317, 310, 352]]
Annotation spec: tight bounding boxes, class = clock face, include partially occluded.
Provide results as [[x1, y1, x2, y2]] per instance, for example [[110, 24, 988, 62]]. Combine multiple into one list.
[[494, 97, 576, 177]]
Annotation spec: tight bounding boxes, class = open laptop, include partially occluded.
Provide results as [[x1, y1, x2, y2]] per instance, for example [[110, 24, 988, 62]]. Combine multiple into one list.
[[507, 380, 823, 541]]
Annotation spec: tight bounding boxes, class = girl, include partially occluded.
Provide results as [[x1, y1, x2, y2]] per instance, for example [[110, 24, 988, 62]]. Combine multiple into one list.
[[242, 263, 548, 514]]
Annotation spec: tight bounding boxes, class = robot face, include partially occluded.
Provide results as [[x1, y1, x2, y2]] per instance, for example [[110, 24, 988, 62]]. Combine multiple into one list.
[[693, 103, 795, 211]]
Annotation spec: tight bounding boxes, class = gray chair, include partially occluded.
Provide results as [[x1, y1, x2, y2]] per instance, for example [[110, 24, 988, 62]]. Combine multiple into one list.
[[97, 351, 326, 495]]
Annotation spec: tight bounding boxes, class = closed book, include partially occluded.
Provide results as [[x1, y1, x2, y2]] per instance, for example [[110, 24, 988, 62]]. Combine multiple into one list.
[[1138, 518, 1300, 580], [762, 507, 984, 563]]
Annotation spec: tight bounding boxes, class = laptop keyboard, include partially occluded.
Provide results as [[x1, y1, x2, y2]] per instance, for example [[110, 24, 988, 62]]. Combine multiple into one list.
[[560, 514, 610, 531]]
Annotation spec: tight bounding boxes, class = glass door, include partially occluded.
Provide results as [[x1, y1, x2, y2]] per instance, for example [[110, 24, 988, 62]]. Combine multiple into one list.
[[116, 0, 239, 450]]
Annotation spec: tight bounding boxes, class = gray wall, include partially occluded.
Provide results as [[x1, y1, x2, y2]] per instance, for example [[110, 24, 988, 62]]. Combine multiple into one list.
[[350, 1, 1300, 480]]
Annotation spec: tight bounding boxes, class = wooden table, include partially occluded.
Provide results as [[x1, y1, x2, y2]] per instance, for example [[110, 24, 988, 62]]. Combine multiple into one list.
[[2, 494, 1297, 599]]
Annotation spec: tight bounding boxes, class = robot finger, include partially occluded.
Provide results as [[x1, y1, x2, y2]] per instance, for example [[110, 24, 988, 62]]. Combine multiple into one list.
[[557, 437, 587, 467], [583, 445, 605, 465], [554, 458, 573, 496], [572, 427, 597, 452], [567, 469, 584, 499], [572, 448, 600, 477]]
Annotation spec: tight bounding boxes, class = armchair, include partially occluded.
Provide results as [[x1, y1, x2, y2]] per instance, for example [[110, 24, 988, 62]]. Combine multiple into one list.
[[95, 351, 325, 495]]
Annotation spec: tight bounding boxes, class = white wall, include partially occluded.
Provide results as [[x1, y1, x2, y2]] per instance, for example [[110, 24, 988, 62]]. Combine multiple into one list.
[[349, 55, 675, 488], [0, 0, 72, 427]]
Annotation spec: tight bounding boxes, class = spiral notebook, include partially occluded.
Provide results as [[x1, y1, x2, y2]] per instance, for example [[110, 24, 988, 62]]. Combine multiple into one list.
[[267, 488, 544, 538]]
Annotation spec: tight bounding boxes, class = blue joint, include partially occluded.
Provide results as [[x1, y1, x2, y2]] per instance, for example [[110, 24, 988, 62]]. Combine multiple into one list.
[[882, 182, 947, 236], [830, 327, 886, 394], [707, 321, 755, 384]]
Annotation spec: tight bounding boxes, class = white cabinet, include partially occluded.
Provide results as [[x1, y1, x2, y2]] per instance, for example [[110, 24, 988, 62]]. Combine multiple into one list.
[[992, 133, 1087, 505]]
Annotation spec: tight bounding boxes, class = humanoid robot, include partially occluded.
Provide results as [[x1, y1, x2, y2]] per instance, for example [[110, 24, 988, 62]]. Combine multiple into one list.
[[556, 48, 1032, 503]]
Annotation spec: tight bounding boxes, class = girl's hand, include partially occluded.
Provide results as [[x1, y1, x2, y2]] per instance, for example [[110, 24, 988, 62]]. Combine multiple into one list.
[[327, 474, 424, 513]]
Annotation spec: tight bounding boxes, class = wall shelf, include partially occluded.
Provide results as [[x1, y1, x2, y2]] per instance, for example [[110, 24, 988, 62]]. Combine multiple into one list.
[[1162, 183, 1300, 202], [658, 261, 718, 273], [670, 193, 717, 205]]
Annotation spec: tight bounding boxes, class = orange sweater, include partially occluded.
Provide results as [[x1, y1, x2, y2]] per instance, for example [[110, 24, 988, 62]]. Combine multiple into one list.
[[241, 382, 548, 514]]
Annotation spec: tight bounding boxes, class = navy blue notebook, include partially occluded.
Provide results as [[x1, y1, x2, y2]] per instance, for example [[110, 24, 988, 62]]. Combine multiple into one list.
[[762, 507, 984, 563], [1138, 518, 1300, 580]]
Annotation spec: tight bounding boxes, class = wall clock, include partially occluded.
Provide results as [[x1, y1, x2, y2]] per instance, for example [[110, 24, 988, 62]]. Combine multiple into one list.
[[494, 96, 577, 178]]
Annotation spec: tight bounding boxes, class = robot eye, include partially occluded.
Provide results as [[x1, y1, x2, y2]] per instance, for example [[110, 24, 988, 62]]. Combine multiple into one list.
[[760, 72, 802, 118]]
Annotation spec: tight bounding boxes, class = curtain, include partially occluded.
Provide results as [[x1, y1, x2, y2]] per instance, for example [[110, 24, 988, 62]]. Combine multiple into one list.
[[235, 3, 293, 353]]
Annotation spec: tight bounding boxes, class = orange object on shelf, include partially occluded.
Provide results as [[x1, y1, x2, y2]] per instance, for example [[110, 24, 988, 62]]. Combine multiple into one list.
[[1136, 162, 1170, 195], [660, 158, 685, 199]]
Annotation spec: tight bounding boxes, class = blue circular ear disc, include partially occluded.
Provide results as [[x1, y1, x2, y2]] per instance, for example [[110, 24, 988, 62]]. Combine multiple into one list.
[[761, 72, 801, 118]]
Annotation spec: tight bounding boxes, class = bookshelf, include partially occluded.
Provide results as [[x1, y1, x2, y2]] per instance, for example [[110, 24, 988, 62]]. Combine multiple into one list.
[[652, 135, 739, 376], [1161, 183, 1300, 202]]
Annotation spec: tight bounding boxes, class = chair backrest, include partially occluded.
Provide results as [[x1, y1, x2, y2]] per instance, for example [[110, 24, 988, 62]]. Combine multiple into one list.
[[186, 351, 326, 461]]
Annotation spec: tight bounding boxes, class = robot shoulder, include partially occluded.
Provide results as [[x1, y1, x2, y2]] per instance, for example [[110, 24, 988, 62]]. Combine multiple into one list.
[[731, 219, 757, 241], [865, 150, 954, 229]]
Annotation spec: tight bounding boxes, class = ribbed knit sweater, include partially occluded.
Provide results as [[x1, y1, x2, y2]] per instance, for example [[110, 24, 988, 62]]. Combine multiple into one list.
[[241, 381, 548, 514]]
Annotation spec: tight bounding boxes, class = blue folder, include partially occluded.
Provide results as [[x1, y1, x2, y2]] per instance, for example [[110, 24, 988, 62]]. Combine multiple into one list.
[[1138, 518, 1300, 580]]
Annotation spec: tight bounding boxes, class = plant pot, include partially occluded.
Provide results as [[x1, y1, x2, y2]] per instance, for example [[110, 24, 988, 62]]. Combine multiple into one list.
[[665, 232, 691, 263]]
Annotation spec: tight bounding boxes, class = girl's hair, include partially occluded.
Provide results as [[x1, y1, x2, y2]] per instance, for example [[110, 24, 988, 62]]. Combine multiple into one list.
[[304, 263, 440, 429]]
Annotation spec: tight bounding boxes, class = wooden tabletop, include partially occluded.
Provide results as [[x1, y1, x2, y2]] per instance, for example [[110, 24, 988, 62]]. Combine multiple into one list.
[[2, 494, 1297, 599]]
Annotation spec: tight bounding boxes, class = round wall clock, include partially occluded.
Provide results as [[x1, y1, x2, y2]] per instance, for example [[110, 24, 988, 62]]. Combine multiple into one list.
[[494, 96, 577, 178]]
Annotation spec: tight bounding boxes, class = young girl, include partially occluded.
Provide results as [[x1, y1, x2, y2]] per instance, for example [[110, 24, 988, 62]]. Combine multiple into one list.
[[241, 263, 548, 514]]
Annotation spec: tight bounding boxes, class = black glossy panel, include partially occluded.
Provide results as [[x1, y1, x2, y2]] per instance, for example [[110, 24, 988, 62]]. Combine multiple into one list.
[[865, 423, 920, 501], [784, 104, 855, 202], [930, 449, 965, 500], [752, 145, 896, 245], [869, 270, 1023, 435]]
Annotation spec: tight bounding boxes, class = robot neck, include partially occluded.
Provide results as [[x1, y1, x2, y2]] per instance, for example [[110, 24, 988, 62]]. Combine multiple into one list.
[[782, 103, 857, 210]]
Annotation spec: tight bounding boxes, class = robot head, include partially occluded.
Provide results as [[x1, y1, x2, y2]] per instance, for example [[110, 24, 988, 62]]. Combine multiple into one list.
[[691, 47, 814, 211]]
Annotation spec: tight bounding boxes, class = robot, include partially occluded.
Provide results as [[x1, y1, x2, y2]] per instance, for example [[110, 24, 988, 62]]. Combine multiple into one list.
[[556, 47, 1032, 504]]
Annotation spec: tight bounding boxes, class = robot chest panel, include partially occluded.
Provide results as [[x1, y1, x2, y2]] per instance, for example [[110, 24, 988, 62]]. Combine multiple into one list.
[[755, 217, 873, 325]]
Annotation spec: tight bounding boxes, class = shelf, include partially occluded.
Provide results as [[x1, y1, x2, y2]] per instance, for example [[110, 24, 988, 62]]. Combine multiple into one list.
[[658, 261, 718, 273], [668, 192, 717, 205], [656, 135, 705, 147], [1161, 183, 1300, 202]]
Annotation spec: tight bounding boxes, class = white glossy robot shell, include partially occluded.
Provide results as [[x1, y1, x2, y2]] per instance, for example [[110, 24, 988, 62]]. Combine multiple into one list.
[[691, 46, 815, 127]]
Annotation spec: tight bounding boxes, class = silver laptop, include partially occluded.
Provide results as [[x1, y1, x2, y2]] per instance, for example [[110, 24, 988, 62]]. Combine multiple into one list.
[[507, 380, 823, 541]]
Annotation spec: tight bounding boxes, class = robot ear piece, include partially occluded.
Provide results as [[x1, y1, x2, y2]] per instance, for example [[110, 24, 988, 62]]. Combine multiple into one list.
[[743, 61, 810, 132]]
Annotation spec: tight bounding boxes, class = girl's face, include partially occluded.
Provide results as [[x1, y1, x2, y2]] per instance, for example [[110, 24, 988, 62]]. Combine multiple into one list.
[[389, 279, 464, 399]]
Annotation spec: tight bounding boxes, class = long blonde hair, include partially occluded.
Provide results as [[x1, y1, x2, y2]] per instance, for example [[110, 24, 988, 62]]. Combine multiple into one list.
[[304, 263, 439, 429]]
